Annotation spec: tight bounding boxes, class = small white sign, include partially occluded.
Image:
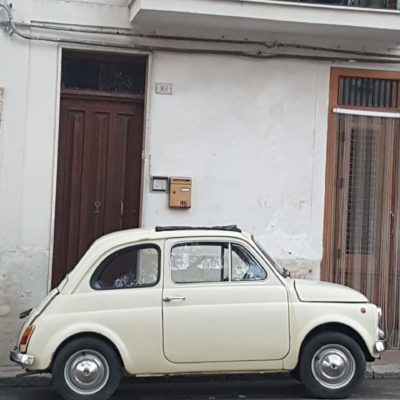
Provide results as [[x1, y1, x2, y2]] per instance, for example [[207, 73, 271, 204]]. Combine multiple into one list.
[[152, 176, 169, 192], [155, 83, 173, 95]]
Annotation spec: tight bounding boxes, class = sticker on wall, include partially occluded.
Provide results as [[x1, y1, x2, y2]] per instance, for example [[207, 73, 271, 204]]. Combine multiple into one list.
[[155, 83, 173, 95]]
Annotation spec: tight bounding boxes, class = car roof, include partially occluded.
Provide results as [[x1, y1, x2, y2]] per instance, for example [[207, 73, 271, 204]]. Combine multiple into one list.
[[91, 226, 250, 247]]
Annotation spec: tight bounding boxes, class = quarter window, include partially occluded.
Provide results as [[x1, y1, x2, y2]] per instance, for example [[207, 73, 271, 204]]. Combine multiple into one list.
[[91, 245, 160, 290], [231, 244, 267, 281]]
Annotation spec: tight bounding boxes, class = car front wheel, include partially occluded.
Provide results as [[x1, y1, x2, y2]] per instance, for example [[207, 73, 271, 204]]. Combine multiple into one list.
[[52, 337, 122, 400], [299, 331, 366, 399]]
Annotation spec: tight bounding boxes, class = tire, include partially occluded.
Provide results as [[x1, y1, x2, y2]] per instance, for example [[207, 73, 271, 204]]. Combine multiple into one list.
[[290, 365, 302, 382], [299, 331, 366, 399], [52, 337, 122, 400]]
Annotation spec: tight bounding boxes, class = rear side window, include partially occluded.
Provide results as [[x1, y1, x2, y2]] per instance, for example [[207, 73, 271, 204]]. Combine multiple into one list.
[[91, 244, 160, 290]]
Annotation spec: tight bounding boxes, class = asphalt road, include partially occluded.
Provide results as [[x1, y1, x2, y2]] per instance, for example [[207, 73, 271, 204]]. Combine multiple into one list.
[[0, 377, 400, 400]]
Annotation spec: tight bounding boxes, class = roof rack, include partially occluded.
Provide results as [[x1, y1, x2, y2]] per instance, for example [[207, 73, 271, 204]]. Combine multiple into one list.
[[155, 225, 242, 233]]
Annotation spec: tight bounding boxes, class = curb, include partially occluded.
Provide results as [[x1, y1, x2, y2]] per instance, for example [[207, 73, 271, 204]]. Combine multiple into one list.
[[0, 367, 399, 388], [368, 364, 400, 379]]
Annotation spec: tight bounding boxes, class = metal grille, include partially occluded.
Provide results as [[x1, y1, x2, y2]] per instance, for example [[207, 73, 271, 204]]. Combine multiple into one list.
[[62, 57, 146, 94], [339, 77, 394, 108], [297, 0, 395, 9], [345, 128, 377, 255]]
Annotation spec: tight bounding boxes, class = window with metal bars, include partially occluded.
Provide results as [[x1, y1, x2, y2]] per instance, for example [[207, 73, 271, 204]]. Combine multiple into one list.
[[295, 0, 396, 9], [345, 128, 377, 255], [61, 56, 146, 95], [338, 77, 398, 108]]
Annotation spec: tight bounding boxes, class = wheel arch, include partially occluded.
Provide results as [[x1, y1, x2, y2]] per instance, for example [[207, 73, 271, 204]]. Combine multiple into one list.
[[49, 332, 125, 371], [298, 322, 374, 365]]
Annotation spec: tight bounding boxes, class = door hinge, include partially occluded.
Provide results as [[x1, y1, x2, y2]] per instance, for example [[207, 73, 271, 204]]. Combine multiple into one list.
[[339, 177, 344, 189], [120, 201, 124, 217], [336, 248, 342, 259]]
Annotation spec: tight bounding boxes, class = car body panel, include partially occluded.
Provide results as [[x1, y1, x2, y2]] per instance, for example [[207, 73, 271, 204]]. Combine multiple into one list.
[[294, 279, 368, 303], [11, 228, 383, 377], [282, 300, 381, 369]]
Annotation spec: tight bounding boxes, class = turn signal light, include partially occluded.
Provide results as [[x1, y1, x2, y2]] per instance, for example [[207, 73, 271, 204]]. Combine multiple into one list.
[[19, 325, 35, 353]]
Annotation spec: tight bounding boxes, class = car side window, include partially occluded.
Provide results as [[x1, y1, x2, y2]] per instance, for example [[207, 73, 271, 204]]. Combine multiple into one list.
[[171, 242, 229, 283], [91, 244, 160, 290], [171, 242, 266, 284], [231, 244, 267, 281]]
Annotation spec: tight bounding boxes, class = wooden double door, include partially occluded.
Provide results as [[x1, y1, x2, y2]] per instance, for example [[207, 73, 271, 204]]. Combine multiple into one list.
[[52, 92, 144, 287]]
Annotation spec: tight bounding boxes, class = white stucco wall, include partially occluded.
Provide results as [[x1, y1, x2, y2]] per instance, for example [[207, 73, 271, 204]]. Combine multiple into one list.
[[0, 33, 58, 369], [0, 0, 132, 369], [142, 53, 330, 279], [0, 38, 330, 367]]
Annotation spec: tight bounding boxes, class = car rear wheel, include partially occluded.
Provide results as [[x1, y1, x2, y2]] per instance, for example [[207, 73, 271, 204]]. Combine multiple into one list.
[[299, 331, 366, 399], [290, 365, 301, 382], [53, 337, 121, 400]]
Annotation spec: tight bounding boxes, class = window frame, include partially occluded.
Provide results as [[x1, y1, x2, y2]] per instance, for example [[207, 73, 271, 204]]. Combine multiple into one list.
[[90, 243, 161, 291], [323, 67, 400, 281], [61, 50, 147, 97], [169, 239, 268, 285]]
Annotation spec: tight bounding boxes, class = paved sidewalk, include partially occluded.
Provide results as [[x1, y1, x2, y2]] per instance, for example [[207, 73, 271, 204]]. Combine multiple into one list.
[[366, 350, 400, 379], [1, 351, 399, 387]]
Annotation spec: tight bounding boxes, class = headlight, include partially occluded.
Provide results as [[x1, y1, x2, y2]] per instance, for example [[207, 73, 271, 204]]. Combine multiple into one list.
[[378, 328, 386, 340]]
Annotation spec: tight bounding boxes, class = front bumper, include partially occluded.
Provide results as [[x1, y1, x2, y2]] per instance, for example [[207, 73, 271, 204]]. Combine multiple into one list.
[[375, 326, 387, 354], [10, 348, 34, 366]]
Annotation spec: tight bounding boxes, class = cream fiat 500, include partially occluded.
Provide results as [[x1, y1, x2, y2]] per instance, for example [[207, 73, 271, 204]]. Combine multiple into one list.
[[11, 226, 386, 400]]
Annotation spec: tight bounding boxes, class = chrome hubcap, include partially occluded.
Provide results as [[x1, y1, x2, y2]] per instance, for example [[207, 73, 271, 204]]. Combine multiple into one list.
[[64, 350, 109, 395], [311, 344, 355, 389]]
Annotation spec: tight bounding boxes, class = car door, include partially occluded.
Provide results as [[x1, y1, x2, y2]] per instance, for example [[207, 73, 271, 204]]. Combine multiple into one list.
[[162, 238, 290, 363]]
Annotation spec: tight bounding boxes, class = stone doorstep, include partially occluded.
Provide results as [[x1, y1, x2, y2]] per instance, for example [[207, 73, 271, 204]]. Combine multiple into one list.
[[0, 364, 399, 387]]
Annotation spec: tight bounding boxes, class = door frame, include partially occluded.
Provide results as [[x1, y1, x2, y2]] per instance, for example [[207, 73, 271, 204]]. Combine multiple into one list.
[[321, 67, 400, 281], [47, 47, 151, 290]]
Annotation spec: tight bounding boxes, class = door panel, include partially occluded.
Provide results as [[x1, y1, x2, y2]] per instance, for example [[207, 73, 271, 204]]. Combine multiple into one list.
[[162, 240, 290, 363], [52, 94, 144, 287], [325, 68, 400, 348], [332, 113, 400, 347]]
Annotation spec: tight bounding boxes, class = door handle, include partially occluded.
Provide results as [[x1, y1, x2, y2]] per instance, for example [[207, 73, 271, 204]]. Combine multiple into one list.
[[391, 211, 396, 235], [163, 296, 186, 302]]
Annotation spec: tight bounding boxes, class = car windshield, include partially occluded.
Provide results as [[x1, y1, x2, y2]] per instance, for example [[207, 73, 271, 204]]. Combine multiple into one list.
[[251, 235, 289, 278]]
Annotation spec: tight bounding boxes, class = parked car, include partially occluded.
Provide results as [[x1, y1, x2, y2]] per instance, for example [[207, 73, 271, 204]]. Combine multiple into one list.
[[10, 226, 386, 400]]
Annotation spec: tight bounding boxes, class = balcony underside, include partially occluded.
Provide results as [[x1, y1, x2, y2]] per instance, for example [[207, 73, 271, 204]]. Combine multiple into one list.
[[129, 0, 400, 48]]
